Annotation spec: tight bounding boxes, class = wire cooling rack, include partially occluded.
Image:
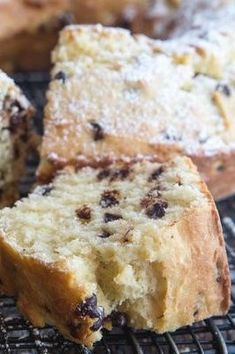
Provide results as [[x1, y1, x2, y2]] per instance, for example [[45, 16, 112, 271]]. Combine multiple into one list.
[[0, 72, 234, 354]]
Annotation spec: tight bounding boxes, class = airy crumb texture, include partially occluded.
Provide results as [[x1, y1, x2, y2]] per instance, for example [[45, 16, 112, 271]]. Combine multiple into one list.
[[0, 157, 230, 347], [38, 15, 235, 199], [0, 70, 34, 207]]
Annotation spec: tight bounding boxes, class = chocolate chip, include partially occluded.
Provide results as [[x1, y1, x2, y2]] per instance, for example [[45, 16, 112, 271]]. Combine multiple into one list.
[[90, 121, 105, 141], [215, 83, 231, 97], [193, 309, 199, 317], [164, 132, 181, 141], [3, 98, 26, 134], [75, 295, 105, 332], [75, 295, 96, 317], [9, 100, 24, 112], [109, 311, 127, 328], [58, 11, 74, 27], [92, 306, 105, 319], [54, 71, 66, 83], [97, 169, 110, 180], [81, 304, 104, 319], [216, 164, 225, 172], [193, 72, 200, 78], [199, 137, 208, 144], [76, 206, 91, 221], [90, 318, 103, 332], [198, 31, 208, 39], [149, 166, 164, 181], [98, 230, 111, 238], [110, 168, 130, 182], [100, 190, 120, 208], [41, 185, 53, 196], [75, 294, 105, 320], [119, 18, 131, 29], [146, 201, 168, 219], [104, 213, 123, 223]]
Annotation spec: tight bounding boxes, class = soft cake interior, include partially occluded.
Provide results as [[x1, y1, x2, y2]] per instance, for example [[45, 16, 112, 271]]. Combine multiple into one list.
[[0, 158, 207, 325], [0, 156, 230, 347]]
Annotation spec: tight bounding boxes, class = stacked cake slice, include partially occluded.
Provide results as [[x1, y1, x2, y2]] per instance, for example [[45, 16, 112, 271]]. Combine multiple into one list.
[[37, 23, 235, 200], [0, 157, 230, 347], [0, 70, 34, 207]]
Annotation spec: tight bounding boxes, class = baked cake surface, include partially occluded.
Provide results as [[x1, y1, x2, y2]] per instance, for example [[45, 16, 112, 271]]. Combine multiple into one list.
[[38, 22, 235, 199], [0, 157, 230, 347], [0, 70, 34, 207]]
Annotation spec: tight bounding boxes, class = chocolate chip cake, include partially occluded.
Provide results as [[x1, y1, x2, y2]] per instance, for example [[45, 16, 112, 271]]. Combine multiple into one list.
[[37, 22, 235, 200], [0, 70, 34, 207], [0, 0, 71, 72], [0, 157, 230, 347]]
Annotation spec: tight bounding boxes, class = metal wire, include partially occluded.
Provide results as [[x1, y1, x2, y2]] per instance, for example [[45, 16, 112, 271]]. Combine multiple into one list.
[[0, 72, 234, 353]]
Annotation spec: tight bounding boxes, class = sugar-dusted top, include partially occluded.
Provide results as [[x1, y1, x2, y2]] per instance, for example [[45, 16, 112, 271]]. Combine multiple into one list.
[[39, 9, 235, 176]]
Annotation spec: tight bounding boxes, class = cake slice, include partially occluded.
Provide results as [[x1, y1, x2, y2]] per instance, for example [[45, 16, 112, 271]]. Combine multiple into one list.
[[0, 157, 230, 347], [0, 0, 71, 72], [37, 23, 235, 200], [0, 70, 34, 207]]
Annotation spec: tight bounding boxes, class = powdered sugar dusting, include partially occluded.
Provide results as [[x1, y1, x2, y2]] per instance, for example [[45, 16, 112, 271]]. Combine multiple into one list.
[[41, 6, 235, 172]]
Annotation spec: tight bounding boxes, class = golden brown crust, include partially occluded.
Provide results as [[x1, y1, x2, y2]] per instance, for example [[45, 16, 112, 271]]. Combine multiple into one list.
[[158, 202, 230, 331], [0, 158, 231, 346], [0, 241, 97, 347], [0, 0, 70, 72]]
